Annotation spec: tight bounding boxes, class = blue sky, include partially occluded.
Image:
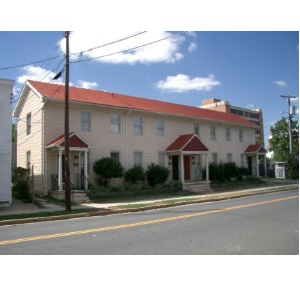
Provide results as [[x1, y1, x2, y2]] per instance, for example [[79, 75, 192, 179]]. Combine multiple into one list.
[[1, 30, 298, 147]]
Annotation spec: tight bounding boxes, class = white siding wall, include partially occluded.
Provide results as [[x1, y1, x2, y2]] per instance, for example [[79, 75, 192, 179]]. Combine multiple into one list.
[[42, 101, 256, 192], [0, 79, 14, 206], [16, 89, 44, 194]]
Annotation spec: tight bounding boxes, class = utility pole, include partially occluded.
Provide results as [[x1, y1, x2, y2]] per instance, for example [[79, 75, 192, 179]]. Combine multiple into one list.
[[64, 31, 71, 211], [280, 94, 296, 155]]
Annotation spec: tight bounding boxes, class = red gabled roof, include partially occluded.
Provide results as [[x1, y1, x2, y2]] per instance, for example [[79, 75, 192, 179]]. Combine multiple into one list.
[[244, 144, 266, 153], [27, 80, 256, 127], [166, 134, 208, 152], [46, 133, 89, 148]]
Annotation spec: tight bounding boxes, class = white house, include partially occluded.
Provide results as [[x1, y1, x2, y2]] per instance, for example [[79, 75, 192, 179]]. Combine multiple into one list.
[[0, 78, 14, 206], [13, 80, 266, 196]]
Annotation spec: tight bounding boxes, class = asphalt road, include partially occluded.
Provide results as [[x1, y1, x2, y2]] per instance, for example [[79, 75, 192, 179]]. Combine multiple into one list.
[[0, 189, 298, 255]]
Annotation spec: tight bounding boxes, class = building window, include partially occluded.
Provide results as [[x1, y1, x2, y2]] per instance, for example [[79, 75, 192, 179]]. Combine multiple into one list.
[[227, 153, 232, 162], [239, 129, 243, 142], [158, 152, 165, 167], [26, 151, 31, 170], [26, 113, 31, 135], [111, 115, 121, 134], [210, 126, 216, 141], [134, 152, 143, 166], [110, 152, 120, 163], [240, 154, 245, 167], [134, 117, 143, 136], [225, 127, 231, 141], [157, 119, 164, 137], [194, 123, 200, 137], [81, 111, 91, 131], [212, 153, 218, 163]]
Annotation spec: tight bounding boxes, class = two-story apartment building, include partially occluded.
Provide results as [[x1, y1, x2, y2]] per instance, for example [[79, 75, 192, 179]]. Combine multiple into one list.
[[13, 80, 266, 196], [0, 78, 14, 206]]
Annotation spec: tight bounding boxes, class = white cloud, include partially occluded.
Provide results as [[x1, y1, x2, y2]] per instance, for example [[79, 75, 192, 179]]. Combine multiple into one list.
[[78, 80, 98, 89], [60, 31, 186, 65], [188, 42, 197, 52], [274, 80, 287, 87], [17, 65, 59, 84], [156, 74, 221, 93]]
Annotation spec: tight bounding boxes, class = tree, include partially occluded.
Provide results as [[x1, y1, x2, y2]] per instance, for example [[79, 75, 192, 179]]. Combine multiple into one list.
[[269, 117, 299, 162], [12, 122, 17, 142], [93, 157, 124, 186]]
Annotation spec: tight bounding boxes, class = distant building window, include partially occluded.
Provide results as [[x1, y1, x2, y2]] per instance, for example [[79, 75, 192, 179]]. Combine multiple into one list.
[[239, 129, 243, 142], [212, 153, 218, 163], [110, 152, 120, 163], [157, 119, 164, 137], [134, 152, 143, 166], [111, 115, 121, 134], [134, 117, 143, 136], [81, 111, 91, 131], [194, 123, 200, 137], [158, 152, 165, 167], [227, 153, 232, 162], [225, 127, 231, 141], [26, 151, 31, 170], [26, 113, 31, 135], [210, 126, 216, 141]]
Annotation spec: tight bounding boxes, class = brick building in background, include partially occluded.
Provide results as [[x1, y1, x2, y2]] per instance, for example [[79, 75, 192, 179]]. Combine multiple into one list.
[[200, 98, 264, 145]]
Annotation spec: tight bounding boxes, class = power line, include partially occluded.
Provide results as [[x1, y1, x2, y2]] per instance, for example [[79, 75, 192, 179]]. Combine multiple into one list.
[[70, 31, 188, 64]]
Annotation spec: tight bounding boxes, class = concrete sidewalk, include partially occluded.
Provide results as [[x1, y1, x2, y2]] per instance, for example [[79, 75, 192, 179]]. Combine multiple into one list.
[[1, 182, 298, 220]]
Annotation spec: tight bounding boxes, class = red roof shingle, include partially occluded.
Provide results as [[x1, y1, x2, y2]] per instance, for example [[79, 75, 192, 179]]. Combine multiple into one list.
[[27, 80, 256, 127], [166, 134, 208, 152], [244, 144, 266, 153], [46, 133, 89, 148]]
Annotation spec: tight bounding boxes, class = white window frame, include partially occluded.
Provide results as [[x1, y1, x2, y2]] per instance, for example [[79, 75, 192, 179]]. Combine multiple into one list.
[[26, 113, 31, 135], [110, 151, 120, 163], [212, 153, 218, 163], [111, 114, 121, 134], [157, 119, 164, 137], [158, 152, 165, 167], [225, 127, 231, 141], [133, 152, 143, 166], [81, 111, 91, 132], [239, 129, 243, 142], [134, 117, 143, 136], [194, 123, 200, 137], [210, 126, 216, 141], [227, 153, 232, 162]]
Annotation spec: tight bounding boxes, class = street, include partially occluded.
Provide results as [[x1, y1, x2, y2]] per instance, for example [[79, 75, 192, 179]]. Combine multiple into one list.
[[0, 189, 298, 255]]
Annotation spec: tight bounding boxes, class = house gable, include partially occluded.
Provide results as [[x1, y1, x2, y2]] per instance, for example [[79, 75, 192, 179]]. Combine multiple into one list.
[[166, 134, 208, 152]]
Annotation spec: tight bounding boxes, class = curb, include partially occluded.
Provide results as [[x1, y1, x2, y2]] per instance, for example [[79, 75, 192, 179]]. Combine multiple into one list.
[[0, 185, 298, 226]]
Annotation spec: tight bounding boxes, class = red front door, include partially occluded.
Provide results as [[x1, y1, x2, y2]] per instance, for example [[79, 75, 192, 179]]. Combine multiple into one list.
[[184, 156, 190, 180]]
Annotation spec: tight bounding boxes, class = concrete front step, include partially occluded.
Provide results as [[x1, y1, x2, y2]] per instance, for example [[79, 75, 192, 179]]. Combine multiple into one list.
[[49, 190, 90, 203], [183, 182, 212, 193]]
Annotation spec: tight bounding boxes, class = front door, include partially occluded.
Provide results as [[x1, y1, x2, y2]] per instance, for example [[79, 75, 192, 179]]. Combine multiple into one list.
[[184, 156, 190, 180], [172, 156, 179, 181], [247, 156, 252, 175]]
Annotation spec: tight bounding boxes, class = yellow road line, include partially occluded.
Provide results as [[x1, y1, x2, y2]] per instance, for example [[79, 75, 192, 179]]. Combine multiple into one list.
[[0, 195, 298, 246]]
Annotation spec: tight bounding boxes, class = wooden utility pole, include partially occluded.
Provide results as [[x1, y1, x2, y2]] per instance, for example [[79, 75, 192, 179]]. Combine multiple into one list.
[[280, 94, 296, 155], [64, 31, 71, 211]]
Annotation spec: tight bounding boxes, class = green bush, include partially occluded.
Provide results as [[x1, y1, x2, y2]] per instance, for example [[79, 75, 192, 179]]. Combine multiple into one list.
[[93, 157, 124, 186], [12, 167, 31, 201], [224, 162, 239, 179], [146, 163, 169, 187], [124, 165, 145, 184]]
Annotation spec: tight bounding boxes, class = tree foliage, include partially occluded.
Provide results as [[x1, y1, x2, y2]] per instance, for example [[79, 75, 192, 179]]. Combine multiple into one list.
[[93, 157, 124, 186], [269, 117, 299, 162]]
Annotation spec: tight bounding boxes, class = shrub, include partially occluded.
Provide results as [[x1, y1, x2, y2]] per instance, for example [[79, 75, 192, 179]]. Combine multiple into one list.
[[124, 165, 145, 184], [93, 157, 124, 186], [12, 166, 31, 201], [224, 162, 239, 179], [146, 163, 169, 187]]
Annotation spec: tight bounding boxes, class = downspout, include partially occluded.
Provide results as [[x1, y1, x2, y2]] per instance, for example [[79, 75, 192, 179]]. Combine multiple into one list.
[[125, 110, 131, 170]]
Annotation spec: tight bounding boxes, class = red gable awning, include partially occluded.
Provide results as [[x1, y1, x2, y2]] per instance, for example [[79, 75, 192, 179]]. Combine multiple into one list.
[[244, 144, 266, 154], [166, 134, 208, 152], [46, 133, 89, 149]]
